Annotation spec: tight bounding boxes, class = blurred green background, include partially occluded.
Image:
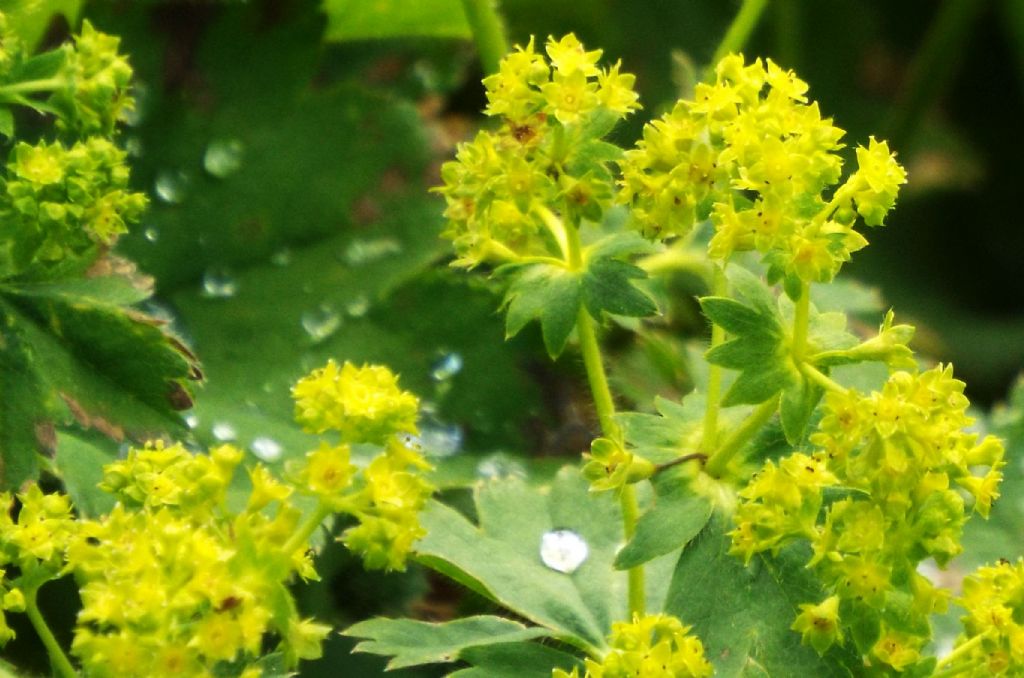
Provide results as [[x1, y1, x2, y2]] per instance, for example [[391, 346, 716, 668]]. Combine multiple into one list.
[[6, 0, 1024, 674]]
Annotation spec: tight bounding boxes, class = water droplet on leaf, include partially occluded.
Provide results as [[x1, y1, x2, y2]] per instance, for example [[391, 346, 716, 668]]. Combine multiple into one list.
[[154, 170, 189, 204], [540, 529, 589, 574], [345, 295, 370, 318], [203, 138, 245, 179], [201, 268, 238, 299], [270, 248, 292, 267], [144, 226, 159, 242], [251, 437, 283, 463], [476, 453, 526, 480], [185, 414, 199, 429], [430, 352, 463, 382], [419, 421, 464, 457], [341, 237, 402, 266], [301, 304, 342, 343], [212, 422, 237, 441]]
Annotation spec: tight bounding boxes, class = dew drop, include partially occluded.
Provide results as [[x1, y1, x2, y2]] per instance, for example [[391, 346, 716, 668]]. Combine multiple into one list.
[[540, 529, 589, 574], [430, 352, 463, 382], [125, 136, 144, 158], [201, 267, 238, 299], [419, 421, 464, 457], [185, 413, 199, 429], [251, 437, 283, 463], [476, 452, 526, 480], [203, 138, 245, 179], [144, 226, 159, 242], [345, 295, 370, 318], [341, 237, 402, 266], [270, 248, 292, 267], [301, 304, 342, 343], [212, 422, 237, 441], [154, 170, 189, 204]]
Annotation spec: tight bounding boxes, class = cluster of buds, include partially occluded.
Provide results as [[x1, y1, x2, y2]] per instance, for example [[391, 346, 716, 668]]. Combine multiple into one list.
[[290, 359, 433, 571], [554, 613, 713, 678], [437, 34, 640, 268], [0, 15, 143, 276], [730, 365, 1005, 671], [4, 139, 146, 264], [618, 55, 906, 287]]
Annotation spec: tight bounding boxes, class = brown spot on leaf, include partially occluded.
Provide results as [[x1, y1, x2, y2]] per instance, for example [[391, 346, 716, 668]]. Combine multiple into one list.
[[34, 422, 57, 456], [167, 382, 194, 411], [61, 393, 125, 441]]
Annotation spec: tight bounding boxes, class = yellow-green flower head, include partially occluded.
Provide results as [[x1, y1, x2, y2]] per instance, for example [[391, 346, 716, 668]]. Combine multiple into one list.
[[731, 364, 1004, 672], [582, 437, 655, 492], [0, 484, 75, 568], [953, 559, 1024, 676], [728, 452, 836, 563], [618, 54, 903, 285], [791, 595, 842, 655], [53, 21, 135, 136], [3, 138, 147, 268], [438, 34, 639, 268], [577, 613, 713, 678], [292, 359, 419, 444], [294, 441, 355, 509]]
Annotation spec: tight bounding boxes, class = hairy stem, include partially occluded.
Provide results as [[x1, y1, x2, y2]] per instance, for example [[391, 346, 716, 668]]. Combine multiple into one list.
[[800, 363, 846, 394], [705, 394, 780, 476], [710, 0, 770, 68], [791, 280, 811, 361], [565, 221, 644, 616], [0, 77, 65, 99], [24, 584, 78, 678], [281, 503, 333, 558], [701, 265, 728, 451], [934, 632, 989, 674], [460, 0, 510, 76]]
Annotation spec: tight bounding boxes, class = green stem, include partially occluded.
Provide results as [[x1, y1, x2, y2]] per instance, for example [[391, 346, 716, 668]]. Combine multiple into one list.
[[0, 77, 65, 99], [773, 0, 800, 68], [281, 503, 333, 557], [934, 632, 989, 673], [537, 205, 571, 262], [701, 265, 728, 451], [705, 394, 780, 476], [653, 453, 708, 474], [23, 585, 78, 678], [619, 485, 645, 618], [884, 0, 984, 146], [800, 363, 846, 394], [460, 0, 509, 76], [565, 220, 643, 616], [791, 280, 811, 361], [710, 0, 770, 70]]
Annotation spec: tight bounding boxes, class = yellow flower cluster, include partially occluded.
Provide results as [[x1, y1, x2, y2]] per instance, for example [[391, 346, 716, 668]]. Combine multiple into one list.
[[4, 137, 147, 263], [553, 613, 713, 678], [0, 441, 326, 676], [54, 21, 135, 136], [437, 34, 639, 267], [292, 359, 419, 444], [291, 359, 433, 571], [949, 559, 1024, 675], [581, 437, 655, 492], [618, 55, 906, 285], [730, 365, 1005, 670]]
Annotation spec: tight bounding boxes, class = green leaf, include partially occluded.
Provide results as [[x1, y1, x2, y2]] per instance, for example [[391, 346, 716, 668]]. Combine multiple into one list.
[[344, 616, 550, 670], [452, 641, 585, 677], [503, 263, 583, 358], [0, 273, 197, 488], [322, 0, 471, 41], [665, 514, 861, 677], [582, 257, 658, 319], [4, 0, 84, 51], [700, 268, 797, 407], [0, 108, 12, 139], [53, 430, 117, 517], [0, 311, 49, 487], [415, 467, 630, 650], [779, 378, 823, 445], [614, 483, 712, 570]]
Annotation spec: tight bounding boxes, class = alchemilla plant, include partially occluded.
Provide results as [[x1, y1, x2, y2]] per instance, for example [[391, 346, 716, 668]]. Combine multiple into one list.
[[0, 4, 1019, 678]]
